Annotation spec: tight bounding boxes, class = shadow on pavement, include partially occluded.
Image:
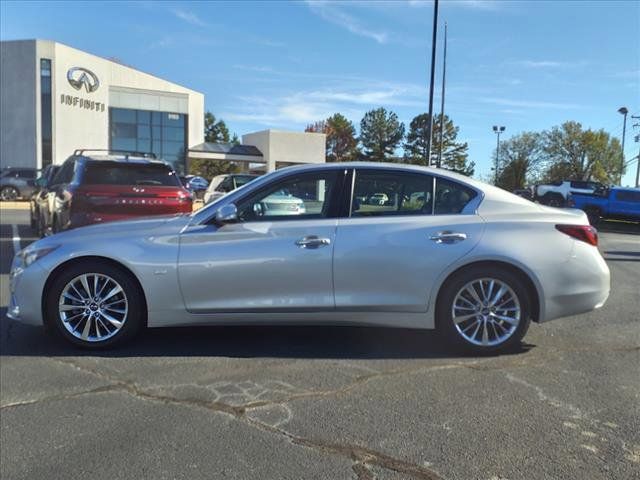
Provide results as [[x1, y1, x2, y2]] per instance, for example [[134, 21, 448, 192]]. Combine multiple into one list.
[[0, 307, 534, 360]]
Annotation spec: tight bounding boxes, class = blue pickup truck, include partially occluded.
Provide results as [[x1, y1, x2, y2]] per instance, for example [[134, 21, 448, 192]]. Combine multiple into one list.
[[568, 187, 640, 225]]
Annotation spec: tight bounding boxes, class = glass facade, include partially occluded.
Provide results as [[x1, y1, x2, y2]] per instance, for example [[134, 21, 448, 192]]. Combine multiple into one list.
[[40, 59, 52, 168], [109, 107, 188, 173]]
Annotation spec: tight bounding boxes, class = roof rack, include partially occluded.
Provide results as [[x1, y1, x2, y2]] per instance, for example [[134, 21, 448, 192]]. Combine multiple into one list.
[[73, 149, 157, 159]]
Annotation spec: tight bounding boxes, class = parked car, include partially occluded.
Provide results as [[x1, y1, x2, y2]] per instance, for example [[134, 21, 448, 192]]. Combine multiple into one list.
[[30, 164, 60, 232], [534, 180, 603, 207], [0, 167, 38, 201], [36, 150, 192, 235], [368, 193, 389, 205], [568, 187, 640, 225], [8, 162, 610, 353], [179, 175, 209, 200], [203, 173, 259, 204], [512, 188, 533, 201], [254, 189, 306, 216]]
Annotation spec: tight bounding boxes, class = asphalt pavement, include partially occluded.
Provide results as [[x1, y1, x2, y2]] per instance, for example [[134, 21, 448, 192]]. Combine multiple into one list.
[[1, 207, 638, 480]]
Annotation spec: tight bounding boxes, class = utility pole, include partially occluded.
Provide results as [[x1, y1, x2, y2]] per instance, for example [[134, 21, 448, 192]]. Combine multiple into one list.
[[632, 115, 640, 187], [493, 125, 505, 185], [425, 0, 439, 167], [437, 22, 448, 169], [618, 107, 628, 185]]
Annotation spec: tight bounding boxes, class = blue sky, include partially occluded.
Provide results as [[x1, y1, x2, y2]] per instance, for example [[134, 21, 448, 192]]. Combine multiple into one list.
[[2, 0, 639, 185]]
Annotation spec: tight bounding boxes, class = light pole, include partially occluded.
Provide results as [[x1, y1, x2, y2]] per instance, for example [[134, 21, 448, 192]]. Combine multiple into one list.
[[425, 0, 439, 166], [437, 22, 448, 169], [618, 107, 628, 185], [493, 125, 505, 184]]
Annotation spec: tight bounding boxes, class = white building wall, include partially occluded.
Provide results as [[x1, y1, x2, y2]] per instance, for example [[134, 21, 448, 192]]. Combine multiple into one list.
[[0, 39, 204, 169], [0, 40, 37, 169], [242, 130, 326, 172]]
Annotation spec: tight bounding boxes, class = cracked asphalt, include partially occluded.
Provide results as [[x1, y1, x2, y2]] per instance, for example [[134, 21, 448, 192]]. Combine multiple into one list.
[[1, 208, 639, 480]]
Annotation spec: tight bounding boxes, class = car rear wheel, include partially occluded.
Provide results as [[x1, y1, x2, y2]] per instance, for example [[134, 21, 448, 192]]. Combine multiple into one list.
[[0, 186, 19, 201], [44, 262, 144, 348], [437, 266, 531, 354], [585, 207, 601, 226]]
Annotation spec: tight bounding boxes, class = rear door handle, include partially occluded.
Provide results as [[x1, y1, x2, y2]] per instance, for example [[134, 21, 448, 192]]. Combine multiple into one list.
[[430, 231, 467, 244], [295, 235, 331, 249]]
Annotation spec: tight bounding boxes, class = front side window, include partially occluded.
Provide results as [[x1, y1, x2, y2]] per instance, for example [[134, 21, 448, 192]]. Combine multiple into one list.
[[237, 171, 338, 222], [351, 170, 433, 217]]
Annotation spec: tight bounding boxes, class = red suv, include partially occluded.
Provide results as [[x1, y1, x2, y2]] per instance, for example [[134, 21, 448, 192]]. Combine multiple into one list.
[[37, 150, 192, 235]]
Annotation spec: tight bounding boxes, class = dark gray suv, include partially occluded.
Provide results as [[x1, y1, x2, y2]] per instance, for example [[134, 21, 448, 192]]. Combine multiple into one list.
[[0, 167, 38, 201]]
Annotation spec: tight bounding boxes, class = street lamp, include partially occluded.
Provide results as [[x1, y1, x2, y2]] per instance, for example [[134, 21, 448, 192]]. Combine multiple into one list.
[[618, 107, 628, 185], [493, 125, 506, 184]]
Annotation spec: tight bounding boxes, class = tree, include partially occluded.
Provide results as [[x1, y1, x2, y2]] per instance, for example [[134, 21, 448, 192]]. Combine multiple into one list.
[[191, 112, 238, 178], [403, 113, 474, 175], [495, 132, 544, 190], [542, 121, 623, 183], [306, 114, 358, 162], [204, 112, 230, 143], [359, 108, 405, 162]]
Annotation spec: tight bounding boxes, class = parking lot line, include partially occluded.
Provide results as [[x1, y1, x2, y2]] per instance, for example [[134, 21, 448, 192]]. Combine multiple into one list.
[[11, 224, 21, 255]]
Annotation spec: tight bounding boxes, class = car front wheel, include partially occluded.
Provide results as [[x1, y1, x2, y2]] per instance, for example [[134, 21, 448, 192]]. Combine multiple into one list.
[[44, 262, 144, 348], [437, 266, 531, 354], [0, 186, 19, 201]]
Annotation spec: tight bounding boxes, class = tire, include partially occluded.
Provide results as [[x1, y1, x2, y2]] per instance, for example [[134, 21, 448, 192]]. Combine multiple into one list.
[[543, 193, 564, 208], [44, 261, 144, 349], [0, 186, 19, 201], [584, 207, 601, 226], [437, 265, 532, 355]]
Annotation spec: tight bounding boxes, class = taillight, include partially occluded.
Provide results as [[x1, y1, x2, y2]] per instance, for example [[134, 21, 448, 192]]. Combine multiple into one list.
[[555, 224, 598, 246]]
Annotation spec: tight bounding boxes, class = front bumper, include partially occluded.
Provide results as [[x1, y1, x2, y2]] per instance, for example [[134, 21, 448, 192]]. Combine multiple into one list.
[[7, 254, 47, 326]]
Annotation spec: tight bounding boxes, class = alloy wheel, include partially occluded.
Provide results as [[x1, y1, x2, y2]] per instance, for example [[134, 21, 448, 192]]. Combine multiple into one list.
[[1, 187, 19, 201], [58, 273, 128, 342], [451, 278, 521, 347]]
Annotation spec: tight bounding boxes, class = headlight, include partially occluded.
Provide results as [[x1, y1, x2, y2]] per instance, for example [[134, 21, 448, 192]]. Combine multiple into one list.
[[19, 245, 59, 267]]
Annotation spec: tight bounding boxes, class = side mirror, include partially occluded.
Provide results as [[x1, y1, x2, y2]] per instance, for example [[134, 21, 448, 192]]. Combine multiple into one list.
[[35, 177, 48, 187], [215, 203, 238, 224]]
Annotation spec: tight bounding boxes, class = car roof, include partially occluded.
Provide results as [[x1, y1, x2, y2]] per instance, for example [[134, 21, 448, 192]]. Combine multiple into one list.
[[77, 155, 170, 166]]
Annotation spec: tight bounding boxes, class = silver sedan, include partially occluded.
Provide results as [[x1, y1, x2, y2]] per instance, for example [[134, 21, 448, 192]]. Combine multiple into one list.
[[8, 163, 610, 353]]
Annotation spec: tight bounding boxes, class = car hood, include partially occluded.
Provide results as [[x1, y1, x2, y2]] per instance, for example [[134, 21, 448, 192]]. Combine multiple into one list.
[[33, 214, 191, 249]]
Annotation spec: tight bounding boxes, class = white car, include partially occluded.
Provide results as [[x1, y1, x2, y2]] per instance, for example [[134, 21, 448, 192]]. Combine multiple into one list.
[[535, 180, 603, 207], [203, 174, 258, 204], [368, 193, 389, 205], [8, 162, 610, 353]]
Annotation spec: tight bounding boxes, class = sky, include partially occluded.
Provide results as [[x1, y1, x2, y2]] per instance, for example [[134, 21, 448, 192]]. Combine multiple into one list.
[[1, 0, 639, 185]]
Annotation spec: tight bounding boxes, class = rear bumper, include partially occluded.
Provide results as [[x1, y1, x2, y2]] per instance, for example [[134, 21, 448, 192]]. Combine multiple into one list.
[[69, 206, 192, 228], [538, 242, 610, 322]]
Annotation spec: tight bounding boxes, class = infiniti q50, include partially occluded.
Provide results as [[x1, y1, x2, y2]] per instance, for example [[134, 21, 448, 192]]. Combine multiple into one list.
[[8, 163, 610, 353]]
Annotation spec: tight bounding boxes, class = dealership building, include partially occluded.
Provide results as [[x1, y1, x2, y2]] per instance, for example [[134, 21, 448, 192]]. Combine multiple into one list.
[[0, 39, 325, 174]]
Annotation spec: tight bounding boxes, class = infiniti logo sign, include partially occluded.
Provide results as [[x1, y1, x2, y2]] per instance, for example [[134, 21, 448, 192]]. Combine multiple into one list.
[[67, 67, 100, 93]]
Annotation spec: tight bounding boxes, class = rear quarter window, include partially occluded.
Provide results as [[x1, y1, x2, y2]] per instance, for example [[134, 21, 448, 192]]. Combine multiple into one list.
[[82, 162, 181, 186]]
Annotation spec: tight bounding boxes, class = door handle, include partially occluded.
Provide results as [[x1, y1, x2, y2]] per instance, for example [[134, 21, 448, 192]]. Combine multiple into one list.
[[295, 235, 331, 249], [429, 231, 467, 244]]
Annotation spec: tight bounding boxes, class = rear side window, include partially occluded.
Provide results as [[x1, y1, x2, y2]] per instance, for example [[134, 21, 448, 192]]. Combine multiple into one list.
[[82, 162, 181, 186], [351, 170, 433, 217], [433, 178, 478, 214], [616, 190, 640, 202]]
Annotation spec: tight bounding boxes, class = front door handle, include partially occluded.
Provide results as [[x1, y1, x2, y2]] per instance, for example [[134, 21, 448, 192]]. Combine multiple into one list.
[[429, 231, 467, 244], [295, 235, 331, 249]]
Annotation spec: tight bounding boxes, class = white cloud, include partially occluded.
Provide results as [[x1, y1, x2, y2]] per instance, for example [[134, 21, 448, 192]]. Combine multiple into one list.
[[171, 8, 207, 27], [408, 0, 500, 10], [221, 81, 426, 127], [514, 60, 588, 69], [306, 1, 389, 44], [480, 97, 582, 109]]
